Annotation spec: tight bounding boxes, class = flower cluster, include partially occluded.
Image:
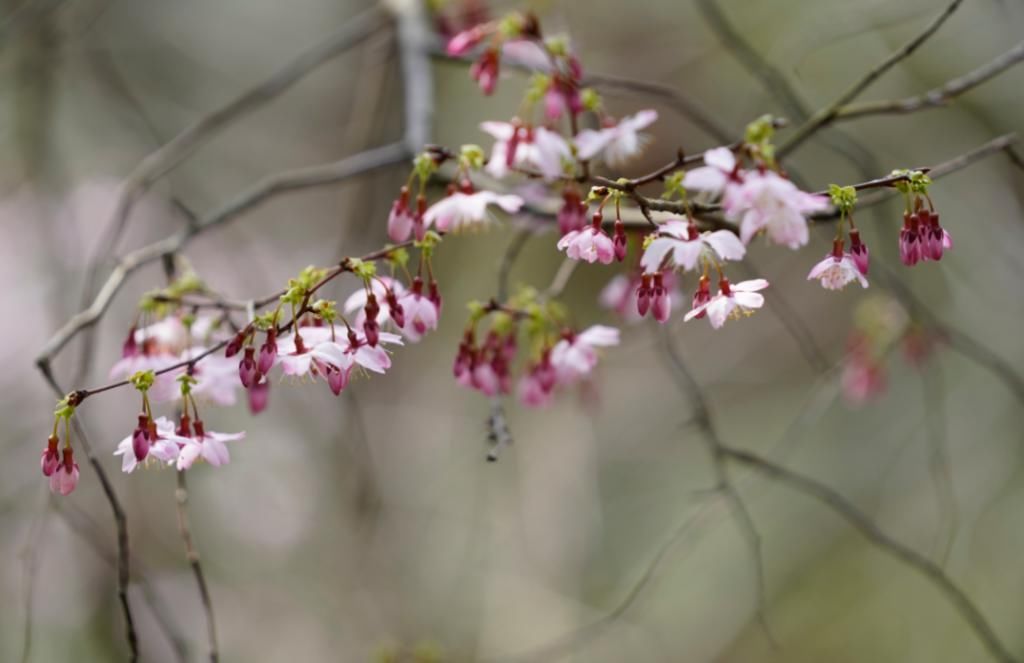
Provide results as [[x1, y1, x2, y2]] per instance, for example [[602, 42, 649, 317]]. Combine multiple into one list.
[[893, 171, 952, 266], [453, 291, 619, 408]]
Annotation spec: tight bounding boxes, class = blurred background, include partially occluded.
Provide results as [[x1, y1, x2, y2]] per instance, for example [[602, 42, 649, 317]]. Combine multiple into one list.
[[2, 0, 1024, 660]]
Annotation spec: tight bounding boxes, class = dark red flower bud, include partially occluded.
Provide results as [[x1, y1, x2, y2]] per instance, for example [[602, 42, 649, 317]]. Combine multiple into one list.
[[239, 347, 257, 388], [248, 379, 270, 414], [41, 435, 60, 476], [257, 329, 277, 374], [613, 220, 627, 262], [225, 331, 246, 358]]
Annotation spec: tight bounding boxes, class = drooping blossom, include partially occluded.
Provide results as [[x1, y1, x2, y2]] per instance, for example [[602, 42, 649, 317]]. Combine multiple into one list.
[[480, 123, 571, 181], [903, 208, 952, 265], [557, 212, 615, 264], [470, 47, 500, 95], [446, 24, 490, 55], [170, 418, 245, 470], [601, 271, 680, 324], [575, 110, 658, 166], [48, 448, 79, 496], [841, 335, 887, 407], [682, 147, 740, 195], [849, 228, 870, 275], [684, 278, 768, 329], [640, 219, 746, 273], [549, 325, 620, 382], [453, 330, 516, 397], [517, 351, 558, 407], [557, 187, 588, 235], [807, 239, 869, 290], [387, 186, 415, 242], [113, 415, 180, 473], [424, 190, 524, 232], [899, 212, 923, 266], [725, 171, 829, 248], [344, 277, 407, 330], [397, 277, 440, 342], [500, 39, 551, 71], [636, 272, 672, 323]]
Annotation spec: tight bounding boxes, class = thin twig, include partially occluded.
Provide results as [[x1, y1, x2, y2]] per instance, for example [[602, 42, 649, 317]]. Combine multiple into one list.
[[720, 445, 1016, 663], [833, 40, 1024, 122], [921, 362, 958, 567], [176, 471, 219, 662], [779, 0, 965, 155]]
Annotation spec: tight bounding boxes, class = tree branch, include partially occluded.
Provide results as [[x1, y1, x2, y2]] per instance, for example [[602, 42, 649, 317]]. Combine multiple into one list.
[[175, 471, 218, 662], [779, 0, 965, 155]]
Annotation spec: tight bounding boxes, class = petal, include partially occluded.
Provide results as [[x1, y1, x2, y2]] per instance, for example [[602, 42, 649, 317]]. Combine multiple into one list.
[[671, 240, 704, 271], [640, 237, 674, 273], [574, 128, 614, 160], [681, 167, 726, 193], [703, 231, 746, 262], [578, 325, 620, 347], [734, 279, 770, 292], [733, 291, 764, 309], [703, 147, 736, 172], [355, 345, 391, 373]]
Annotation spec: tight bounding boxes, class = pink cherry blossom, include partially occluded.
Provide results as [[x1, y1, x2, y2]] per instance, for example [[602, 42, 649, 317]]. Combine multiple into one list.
[[387, 187, 414, 242], [48, 449, 80, 496], [807, 241, 868, 290], [500, 39, 551, 71], [41, 436, 60, 476], [424, 191, 524, 232], [470, 48, 500, 95], [681, 147, 739, 195], [171, 420, 245, 470], [517, 354, 558, 408], [532, 127, 573, 181], [849, 229, 870, 275], [557, 213, 616, 264], [725, 171, 828, 248], [549, 325, 620, 382], [575, 110, 658, 166], [397, 278, 440, 342], [114, 416, 179, 473], [344, 277, 407, 329], [640, 219, 746, 273], [684, 278, 768, 329], [446, 25, 488, 55]]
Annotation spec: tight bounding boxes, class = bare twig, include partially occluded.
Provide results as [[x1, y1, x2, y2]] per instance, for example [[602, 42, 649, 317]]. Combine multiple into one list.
[[175, 471, 219, 662], [720, 445, 1016, 663], [780, 0, 965, 155], [921, 363, 958, 567], [661, 327, 778, 647], [832, 40, 1024, 122]]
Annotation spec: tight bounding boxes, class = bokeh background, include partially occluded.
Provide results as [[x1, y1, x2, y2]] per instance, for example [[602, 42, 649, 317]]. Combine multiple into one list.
[[2, 0, 1024, 660]]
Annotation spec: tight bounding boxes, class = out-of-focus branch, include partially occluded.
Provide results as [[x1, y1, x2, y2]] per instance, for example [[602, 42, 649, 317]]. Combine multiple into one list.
[[36, 141, 411, 369], [921, 364, 958, 567], [720, 445, 1016, 663], [832, 40, 1024, 122], [779, 0, 965, 155], [175, 471, 218, 662], [661, 328, 778, 646]]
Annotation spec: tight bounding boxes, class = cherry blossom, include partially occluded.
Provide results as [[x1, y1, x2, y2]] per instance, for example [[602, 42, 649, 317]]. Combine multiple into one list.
[[725, 171, 829, 248], [517, 353, 558, 407], [424, 190, 524, 232], [575, 110, 658, 166], [471, 48, 500, 95], [807, 240, 869, 290], [114, 416, 180, 473], [681, 147, 739, 195], [549, 325, 620, 382], [640, 219, 746, 273], [171, 420, 245, 470], [684, 278, 768, 329], [49, 449, 79, 496], [557, 213, 615, 264], [557, 188, 588, 235], [849, 229, 870, 275], [387, 187, 415, 242], [344, 277, 407, 329], [397, 277, 440, 342]]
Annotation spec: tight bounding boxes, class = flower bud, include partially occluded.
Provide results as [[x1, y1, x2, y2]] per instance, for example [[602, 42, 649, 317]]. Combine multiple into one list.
[[41, 435, 60, 476], [636, 274, 652, 317], [849, 229, 869, 275], [613, 220, 627, 262], [257, 330, 277, 374], [239, 347, 257, 388], [225, 331, 246, 358], [651, 273, 671, 323], [248, 379, 269, 414], [132, 414, 151, 462]]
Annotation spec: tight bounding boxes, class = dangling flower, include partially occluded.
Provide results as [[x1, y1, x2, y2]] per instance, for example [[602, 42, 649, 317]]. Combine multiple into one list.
[[682, 147, 741, 195], [612, 220, 628, 262], [49, 448, 80, 496], [557, 212, 615, 264], [549, 325, 620, 382], [807, 239, 869, 290], [841, 334, 887, 407], [397, 277, 440, 342], [849, 229, 870, 275], [920, 209, 952, 261], [248, 378, 270, 413], [640, 219, 746, 273], [481, 121, 533, 179], [899, 212, 923, 266], [544, 76, 582, 121], [344, 277, 407, 330], [684, 278, 768, 329], [575, 110, 658, 166], [238, 347, 258, 387], [726, 171, 828, 248], [311, 327, 404, 378], [446, 24, 489, 55], [650, 272, 671, 323], [113, 416, 179, 473], [517, 351, 558, 407], [558, 188, 588, 235], [172, 419, 245, 470], [690, 274, 712, 319], [424, 190, 524, 232], [470, 47, 500, 95], [387, 186, 415, 242]]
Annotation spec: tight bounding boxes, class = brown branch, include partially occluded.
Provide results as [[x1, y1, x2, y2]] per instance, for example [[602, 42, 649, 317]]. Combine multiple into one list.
[[175, 471, 218, 662], [720, 445, 1016, 663], [833, 39, 1024, 122], [35, 361, 139, 661], [779, 0, 965, 155]]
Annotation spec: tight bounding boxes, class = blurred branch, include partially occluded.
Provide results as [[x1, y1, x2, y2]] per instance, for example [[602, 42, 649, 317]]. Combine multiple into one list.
[[721, 445, 1016, 663], [780, 0, 965, 155], [921, 362, 958, 567], [661, 327, 778, 647], [831, 40, 1024, 122], [175, 471, 218, 663]]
